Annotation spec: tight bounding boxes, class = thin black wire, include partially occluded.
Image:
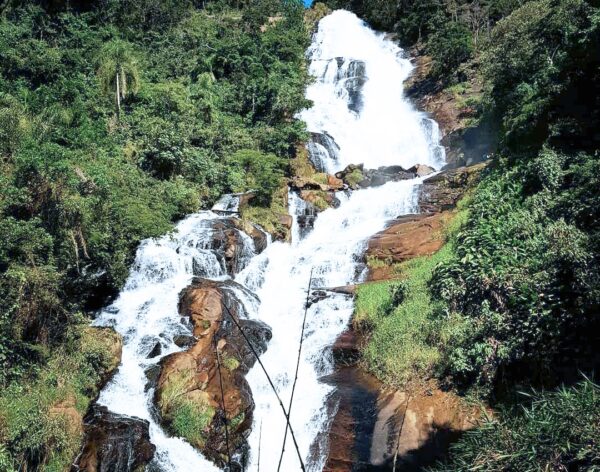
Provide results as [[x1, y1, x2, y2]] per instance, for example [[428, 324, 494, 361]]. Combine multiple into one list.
[[257, 419, 262, 472], [213, 332, 232, 470], [277, 268, 313, 472], [220, 301, 307, 472], [392, 393, 411, 472]]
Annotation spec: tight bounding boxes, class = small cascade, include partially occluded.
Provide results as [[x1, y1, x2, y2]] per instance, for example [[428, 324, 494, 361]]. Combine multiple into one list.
[[421, 117, 446, 168], [307, 132, 341, 172], [93, 213, 263, 471], [289, 190, 317, 242]]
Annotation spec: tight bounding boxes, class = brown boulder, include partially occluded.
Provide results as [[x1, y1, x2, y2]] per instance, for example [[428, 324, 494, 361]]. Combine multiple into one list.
[[155, 279, 271, 468], [366, 214, 449, 281], [407, 163, 436, 177], [290, 173, 345, 192], [73, 405, 155, 472]]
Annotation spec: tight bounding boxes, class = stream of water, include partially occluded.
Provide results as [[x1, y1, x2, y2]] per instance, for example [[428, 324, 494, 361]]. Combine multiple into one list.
[[93, 9, 444, 472]]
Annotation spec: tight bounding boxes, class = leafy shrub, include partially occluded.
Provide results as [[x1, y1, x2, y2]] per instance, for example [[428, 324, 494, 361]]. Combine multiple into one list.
[[226, 149, 286, 205], [427, 22, 473, 79], [432, 379, 600, 471]]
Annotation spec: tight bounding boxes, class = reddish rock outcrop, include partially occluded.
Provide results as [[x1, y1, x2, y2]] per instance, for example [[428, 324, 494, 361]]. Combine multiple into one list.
[[325, 324, 480, 472], [366, 213, 446, 280], [155, 278, 271, 469]]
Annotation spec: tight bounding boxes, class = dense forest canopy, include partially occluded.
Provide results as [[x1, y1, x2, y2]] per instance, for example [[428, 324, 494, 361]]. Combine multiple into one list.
[[0, 0, 309, 384]]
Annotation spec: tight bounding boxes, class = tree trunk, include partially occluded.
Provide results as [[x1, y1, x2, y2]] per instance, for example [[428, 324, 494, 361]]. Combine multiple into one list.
[[115, 71, 121, 116], [120, 65, 127, 99]]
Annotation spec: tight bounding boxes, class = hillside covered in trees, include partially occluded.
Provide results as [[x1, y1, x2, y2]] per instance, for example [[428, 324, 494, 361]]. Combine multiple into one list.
[[0, 0, 310, 468], [325, 0, 600, 469]]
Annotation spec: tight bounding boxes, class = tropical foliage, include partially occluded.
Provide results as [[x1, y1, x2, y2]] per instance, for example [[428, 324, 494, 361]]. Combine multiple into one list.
[[0, 1, 309, 468]]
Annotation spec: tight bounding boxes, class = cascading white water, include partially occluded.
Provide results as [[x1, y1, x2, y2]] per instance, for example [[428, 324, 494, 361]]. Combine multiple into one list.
[[94, 214, 244, 472], [300, 11, 445, 173], [92, 9, 444, 472], [242, 10, 446, 472]]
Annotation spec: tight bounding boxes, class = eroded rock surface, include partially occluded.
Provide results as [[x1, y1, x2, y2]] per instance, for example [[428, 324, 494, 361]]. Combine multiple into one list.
[[201, 218, 267, 276], [366, 213, 447, 281], [73, 405, 155, 472], [324, 327, 479, 472], [335, 163, 434, 190], [155, 278, 271, 469], [418, 162, 487, 213]]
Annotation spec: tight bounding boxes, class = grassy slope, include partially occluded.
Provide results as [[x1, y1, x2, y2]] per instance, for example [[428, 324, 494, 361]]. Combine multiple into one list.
[[0, 326, 121, 471], [355, 203, 469, 388]]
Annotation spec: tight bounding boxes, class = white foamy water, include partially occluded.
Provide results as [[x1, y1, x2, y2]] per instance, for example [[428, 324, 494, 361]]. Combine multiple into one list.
[[300, 10, 445, 173], [244, 10, 445, 472], [93, 9, 444, 472]]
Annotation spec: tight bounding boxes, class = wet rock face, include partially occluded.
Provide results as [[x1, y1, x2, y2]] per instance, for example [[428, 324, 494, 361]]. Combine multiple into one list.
[[335, 58, 367, 113], [155, 278, 271, 469], [418, 162, 487, 213], [367, 214, 446, 266], [335, 163, 422, 189], [203, 218, 267, 275], [73, 405, 155, 472], [307, 132, 340, 171]]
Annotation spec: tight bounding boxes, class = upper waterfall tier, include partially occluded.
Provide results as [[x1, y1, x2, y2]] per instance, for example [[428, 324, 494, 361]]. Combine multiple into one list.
[[300, 10, 445, 173]]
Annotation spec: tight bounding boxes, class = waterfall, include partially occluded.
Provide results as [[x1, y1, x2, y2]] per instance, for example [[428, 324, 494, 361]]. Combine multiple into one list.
[[244, 10, 445, 472], [92, 9, 444, 472]]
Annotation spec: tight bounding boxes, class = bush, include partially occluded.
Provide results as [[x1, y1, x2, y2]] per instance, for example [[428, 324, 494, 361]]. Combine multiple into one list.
[[432, 379, 600, 471], [226, 149, 286, 205], [427, 22, 473, 79]]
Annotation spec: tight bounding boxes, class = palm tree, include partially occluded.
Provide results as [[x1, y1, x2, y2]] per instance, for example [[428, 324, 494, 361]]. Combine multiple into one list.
[[96, 39, 140, 116]]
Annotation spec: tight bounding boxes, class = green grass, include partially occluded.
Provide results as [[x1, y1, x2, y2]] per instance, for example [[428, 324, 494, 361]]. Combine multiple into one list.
[[357, 206, 470, 387], [158, 370, 215, 447], [431, 379, 600, 471], [222, 354, 240, 371], [359, 244, 454, 387], [0, 325, 121, 471], [170, 400, 215, 447], [345, 168, 364, 188], [313, 172, 329, 185]]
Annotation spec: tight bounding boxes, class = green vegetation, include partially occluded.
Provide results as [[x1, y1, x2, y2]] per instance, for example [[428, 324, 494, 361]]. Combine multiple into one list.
[[359, 246, 450, 386], [356, 207, 468, 386], [222, 354, 241, 371], [0, 0, 309, 468], [328, 0, 600, 466], [241, 181, 290, 239], [344, 168, 364, 188], [433, 379, 600, 471], [158, 371, 216, 447], [0, 0, 308, 383], [170, 401, 215, 447], [0, 325, 121, 471], [326, 0, 527, 83]]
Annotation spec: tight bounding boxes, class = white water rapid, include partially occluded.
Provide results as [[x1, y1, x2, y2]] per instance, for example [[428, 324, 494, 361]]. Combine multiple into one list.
[[93, 9, 444, 472]]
